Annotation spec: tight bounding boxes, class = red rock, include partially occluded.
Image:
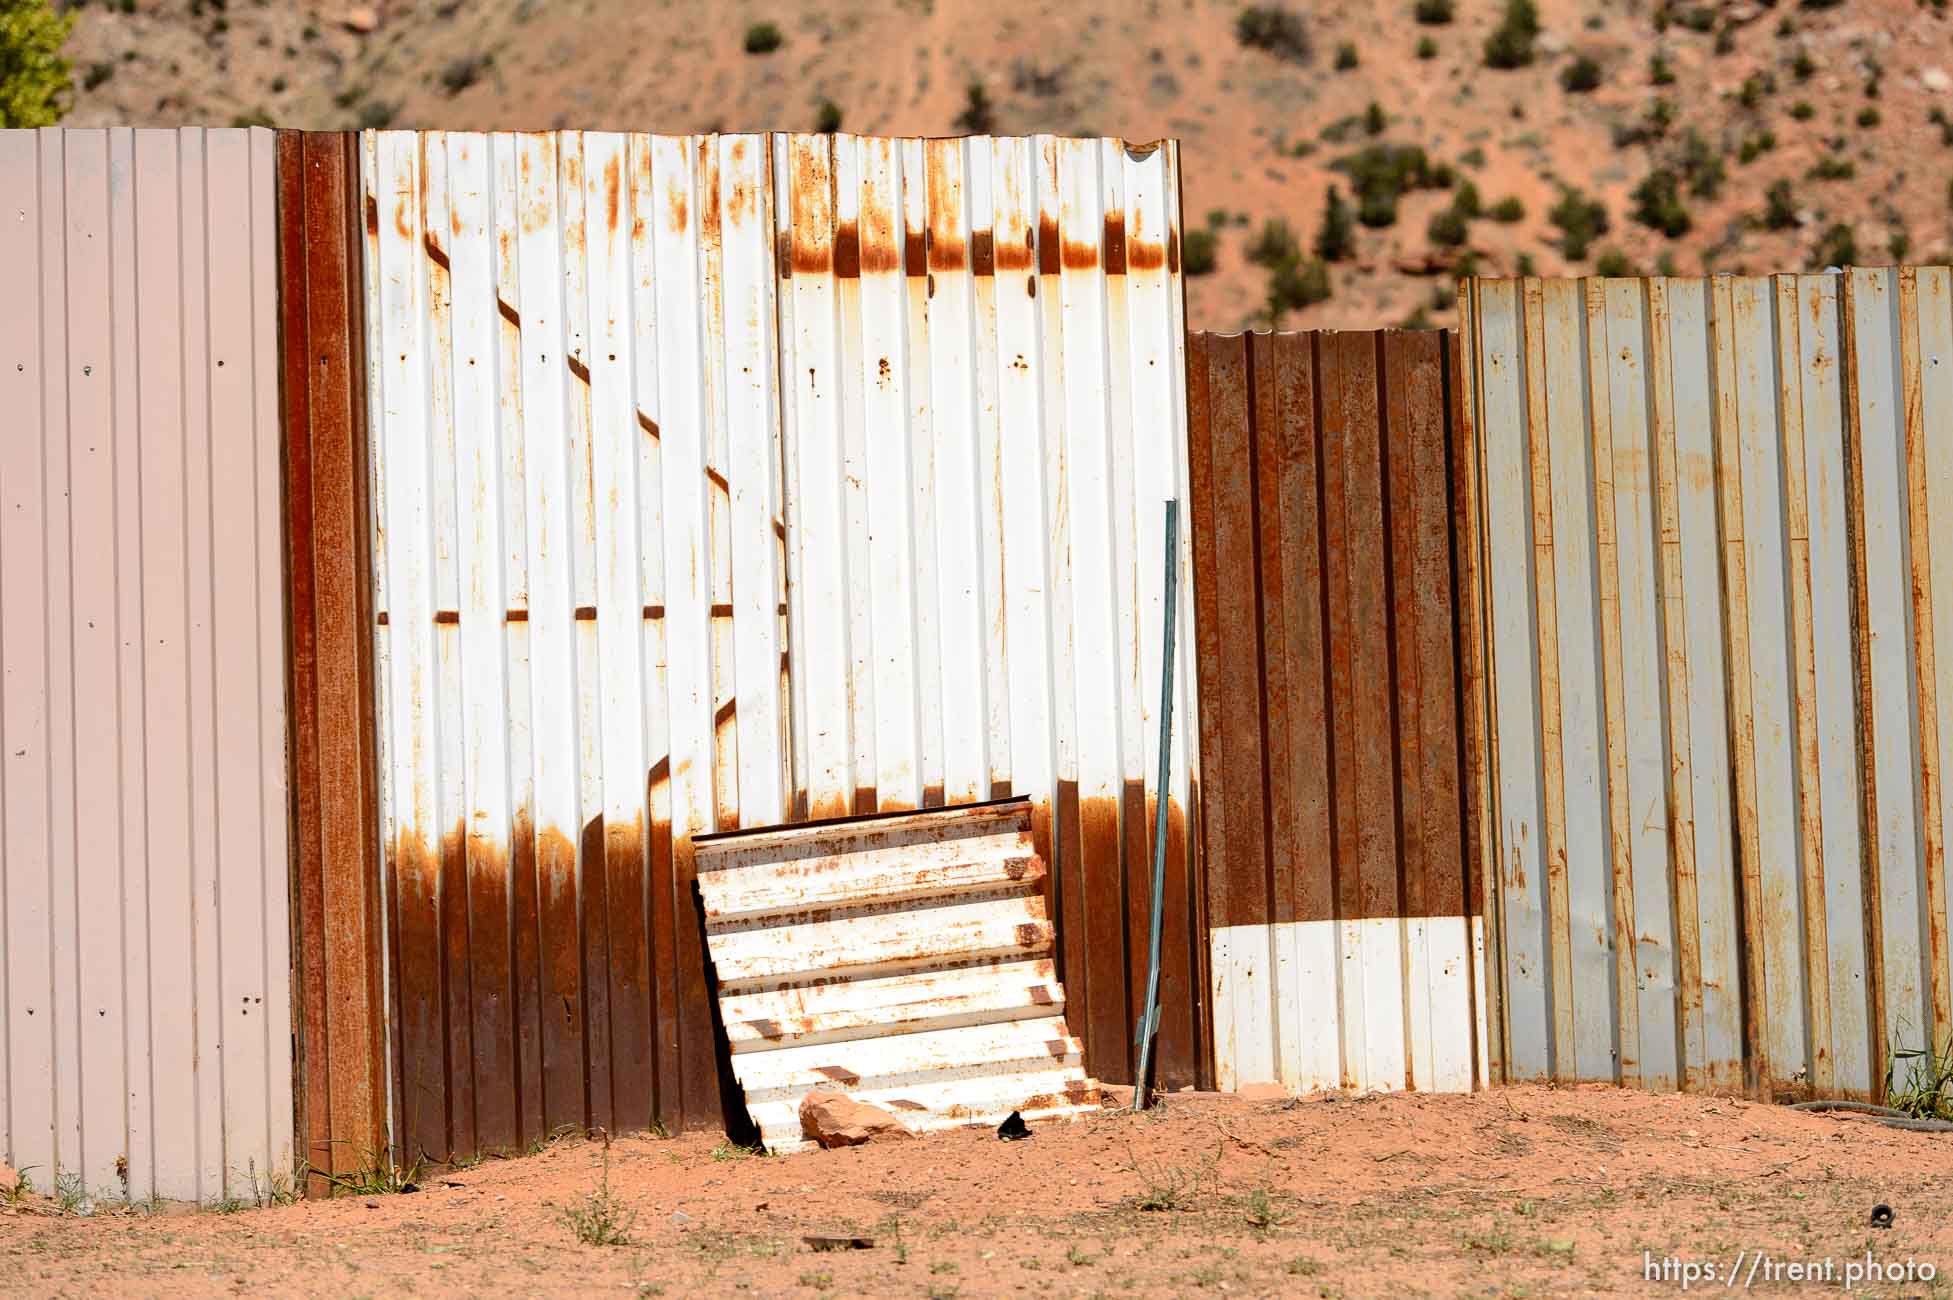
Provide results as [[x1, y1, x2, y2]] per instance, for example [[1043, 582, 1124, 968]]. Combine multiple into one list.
[[798, 1091, 916, 1148], [343, 7, 380, 34]]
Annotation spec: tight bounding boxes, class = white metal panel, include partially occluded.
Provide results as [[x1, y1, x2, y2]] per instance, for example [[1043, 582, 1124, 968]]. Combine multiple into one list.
[[1536, 279, 1613, 1082], [0, 127, 294, 1203], [1468, 271, 1953, 1099], [770, 133, 1201, 1083], [1848, 268, 1932, 1062], [1474, 279, 1553, 1079], [360, 132, 1200, 1150], [1791, 274, 1874, 1095]]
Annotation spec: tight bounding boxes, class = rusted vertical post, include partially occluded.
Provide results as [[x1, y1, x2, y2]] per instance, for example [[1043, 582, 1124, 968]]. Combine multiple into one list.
[[280, 129, 389, 1192]]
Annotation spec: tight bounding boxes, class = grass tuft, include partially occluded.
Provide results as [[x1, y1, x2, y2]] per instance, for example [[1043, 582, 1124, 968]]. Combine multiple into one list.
[[563, 1132, 637, 1247], [1885, 1037, 1953, 1120]]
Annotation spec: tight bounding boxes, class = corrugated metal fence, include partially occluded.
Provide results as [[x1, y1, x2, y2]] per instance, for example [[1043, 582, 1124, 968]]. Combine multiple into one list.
[[1189, 330, 1488, 1095], [1463, 272, 1953, 1097], [357, 130, 1202, 1162], [0, 127, 294, 1202]]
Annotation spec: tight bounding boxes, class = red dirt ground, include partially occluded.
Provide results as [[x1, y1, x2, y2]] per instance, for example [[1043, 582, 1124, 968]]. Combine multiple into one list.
[[4, 1083, 1952, 1297]]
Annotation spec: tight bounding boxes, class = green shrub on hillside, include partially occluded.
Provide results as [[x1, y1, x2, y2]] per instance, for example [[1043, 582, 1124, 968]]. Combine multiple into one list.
[[1548, 186, 1609, 259], [1, 0, 73, 128], [1236, 6, 1311, 63], [1484, 0, 1540, 69]]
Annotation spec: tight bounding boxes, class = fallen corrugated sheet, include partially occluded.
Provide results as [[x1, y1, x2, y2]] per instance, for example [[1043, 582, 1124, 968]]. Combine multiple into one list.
[[0, 126, 294, 1202], [1463, 271, 1953, 1099], [356, 130, 1203, 1162], [694, 799, 1098, 1152], [1188, 330, 1487, 1096]]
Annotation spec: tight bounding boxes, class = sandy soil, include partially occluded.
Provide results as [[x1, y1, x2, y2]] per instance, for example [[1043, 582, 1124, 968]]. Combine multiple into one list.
[[55, 0, 1953, 335], [4, 1083, 1951, 1297]]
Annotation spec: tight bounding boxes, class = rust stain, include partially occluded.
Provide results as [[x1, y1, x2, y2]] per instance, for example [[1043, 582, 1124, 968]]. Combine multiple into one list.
[[1166, 227, 1180, 273], [792, 223, 831, 276], [1037, 213, 1060, 275], [666, 184, 688, 236], [393, 193, 413, 242], [994, 223, 1032, 273], [604, 153, 622, 235], [498, 297, 521, 329], [567, 353, 591, 386], [726, 164, 754, 226], [971, 228, 995, 277], [1026, 274, 1036, 299], [814, 1065, 861, 1086], [861, 198, 901, 275], [1102, 210, 1127, 276], [1061, 234, 1100, 271], [424, 232, 449, 272], [833, 218, 861, 279], [637, 410, 660, 440], [365, 193, 379, 238], [903, 220, 926, 279], [700, 163, 722, 240], [926, 210, 965, 274]]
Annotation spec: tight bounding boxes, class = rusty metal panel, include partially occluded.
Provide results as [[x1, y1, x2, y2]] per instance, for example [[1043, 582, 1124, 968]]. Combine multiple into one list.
[[1188, 330, 1483, 1096], [0, 127, 294, 1203], [694, 799, 1098, 1152], [359, 131, 1202, 1160], [1466, 271, 1953, 1101], [279, 131, 388, 1194]]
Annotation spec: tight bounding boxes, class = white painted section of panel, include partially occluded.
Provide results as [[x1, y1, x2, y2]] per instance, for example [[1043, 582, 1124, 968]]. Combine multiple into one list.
[[0, 127, 294, 1203], [1212, 919, 1478, 1094]]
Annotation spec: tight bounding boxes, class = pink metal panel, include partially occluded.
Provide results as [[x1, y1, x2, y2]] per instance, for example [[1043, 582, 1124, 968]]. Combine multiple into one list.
[[0, 127, 294, 1205]]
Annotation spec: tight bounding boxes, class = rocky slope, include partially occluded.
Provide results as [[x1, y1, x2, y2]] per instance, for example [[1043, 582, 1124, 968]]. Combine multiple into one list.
[[56, 0, 1953, 331]]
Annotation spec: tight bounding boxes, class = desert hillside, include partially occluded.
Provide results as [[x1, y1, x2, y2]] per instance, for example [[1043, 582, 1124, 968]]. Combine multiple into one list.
[[56, 0, 1953, 332]]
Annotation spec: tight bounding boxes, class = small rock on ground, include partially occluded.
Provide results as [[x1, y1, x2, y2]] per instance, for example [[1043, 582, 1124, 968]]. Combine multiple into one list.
[[799, 1091, 916, 1148]]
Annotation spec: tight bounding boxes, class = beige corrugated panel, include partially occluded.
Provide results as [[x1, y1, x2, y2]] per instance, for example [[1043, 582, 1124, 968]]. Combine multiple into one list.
[[694, 799, 1097, 1152], [1463, 272, 1953, 1099], [358, 130, 1202, 1160], [0, 128, 294, 1203]]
